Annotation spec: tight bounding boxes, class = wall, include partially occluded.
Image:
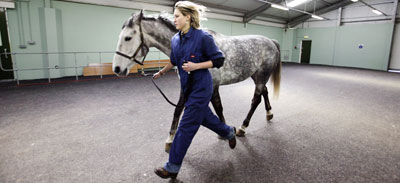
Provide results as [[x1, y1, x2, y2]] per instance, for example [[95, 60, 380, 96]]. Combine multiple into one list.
[[5, 0, 284, 80], [389, 23, 400, 70], [288, 23, 392, 71], [286, 0, 398, 71], [6, 0, 397, 81]]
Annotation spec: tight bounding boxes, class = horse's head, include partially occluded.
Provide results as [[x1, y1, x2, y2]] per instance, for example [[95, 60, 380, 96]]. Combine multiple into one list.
[[113, 10, 149, 76]]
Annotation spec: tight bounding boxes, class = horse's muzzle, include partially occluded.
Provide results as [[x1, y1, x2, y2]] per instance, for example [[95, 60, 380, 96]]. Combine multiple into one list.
[[114, 66, 128, 76], [114, 66, 121, 74]]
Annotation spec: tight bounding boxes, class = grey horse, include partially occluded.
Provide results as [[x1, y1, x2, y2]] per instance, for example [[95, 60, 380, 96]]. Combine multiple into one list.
[[112, 11, 281, 152]]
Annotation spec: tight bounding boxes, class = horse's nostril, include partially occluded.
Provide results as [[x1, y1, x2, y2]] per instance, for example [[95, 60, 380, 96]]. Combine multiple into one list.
[[114, 66, 120, 74], [121, 68, 128, 76]]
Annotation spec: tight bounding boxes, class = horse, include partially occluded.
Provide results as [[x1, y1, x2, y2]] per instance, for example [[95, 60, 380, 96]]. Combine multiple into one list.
[[112, 10, 281, 152]]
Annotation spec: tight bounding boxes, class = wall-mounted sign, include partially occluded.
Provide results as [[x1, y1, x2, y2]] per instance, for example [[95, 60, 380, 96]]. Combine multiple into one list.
[[304, 36, 309, 39], [0, 2, 15, 9]]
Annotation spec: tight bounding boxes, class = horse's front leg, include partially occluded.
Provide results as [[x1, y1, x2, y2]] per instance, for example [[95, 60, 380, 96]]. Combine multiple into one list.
[[211, 86, 226, 124], [211, 86, 229, 139], [165, 90, 185, 153]]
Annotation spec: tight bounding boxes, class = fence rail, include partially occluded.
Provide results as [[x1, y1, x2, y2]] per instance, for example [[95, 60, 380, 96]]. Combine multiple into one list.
[[0, 51, 168, 85]]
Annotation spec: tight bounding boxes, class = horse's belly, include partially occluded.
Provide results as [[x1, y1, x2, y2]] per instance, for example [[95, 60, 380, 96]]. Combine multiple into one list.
[[219, 66, 257, 85]]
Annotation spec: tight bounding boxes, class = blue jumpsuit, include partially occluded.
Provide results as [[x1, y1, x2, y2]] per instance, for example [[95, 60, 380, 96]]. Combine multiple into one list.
[[164, 27, 235, 173]]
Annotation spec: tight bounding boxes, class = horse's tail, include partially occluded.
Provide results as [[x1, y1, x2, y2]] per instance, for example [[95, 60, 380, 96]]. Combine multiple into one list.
[[271, 39, 281, 99]]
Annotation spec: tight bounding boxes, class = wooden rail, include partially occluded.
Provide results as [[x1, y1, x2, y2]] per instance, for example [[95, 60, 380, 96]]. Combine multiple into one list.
[[83, 59, 170, 76]]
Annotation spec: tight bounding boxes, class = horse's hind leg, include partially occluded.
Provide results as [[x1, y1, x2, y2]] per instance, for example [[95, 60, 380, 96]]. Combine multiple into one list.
[[236, 83, 264, 137], [262, 86, 273, 121], [211, 86, 226, 124], [165, 90, 185, 153]]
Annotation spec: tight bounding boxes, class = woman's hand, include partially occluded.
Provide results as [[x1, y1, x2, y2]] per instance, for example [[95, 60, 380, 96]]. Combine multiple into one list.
[[153, 71, 164, 79], [182, 61, 197, 72]]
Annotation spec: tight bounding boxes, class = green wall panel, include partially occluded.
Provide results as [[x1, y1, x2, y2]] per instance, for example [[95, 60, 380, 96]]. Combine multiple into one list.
[[286, 23, 392, 71], [291, 29, 300, 63], [281, 29, 295, 61], [202, 18, 232, 36], [333, 23, 392, 70], [231, 22, 247, 36], [247, 23, 283, 43], [296, 27, 336, 65]]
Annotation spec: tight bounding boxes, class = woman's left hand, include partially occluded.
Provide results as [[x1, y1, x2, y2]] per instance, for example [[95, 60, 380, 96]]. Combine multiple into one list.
[[182, 61, 197, 72]]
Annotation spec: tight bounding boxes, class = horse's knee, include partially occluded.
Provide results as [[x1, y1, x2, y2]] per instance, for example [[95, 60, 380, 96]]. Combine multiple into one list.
[[252, 95, 262, 105]]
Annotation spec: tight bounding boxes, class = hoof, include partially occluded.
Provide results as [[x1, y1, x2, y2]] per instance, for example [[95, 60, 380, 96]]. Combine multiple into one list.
[[267, 114, 273, 121], [236, 129, 245, 137], [165, 143, 171, 153]]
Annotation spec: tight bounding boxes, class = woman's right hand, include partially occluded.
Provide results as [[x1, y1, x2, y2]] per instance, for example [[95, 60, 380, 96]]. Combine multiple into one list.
[[153, 71, 164, 79]]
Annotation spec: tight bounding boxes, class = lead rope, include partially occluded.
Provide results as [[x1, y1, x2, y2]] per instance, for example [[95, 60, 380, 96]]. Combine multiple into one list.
[[151, 76, 178, 107]]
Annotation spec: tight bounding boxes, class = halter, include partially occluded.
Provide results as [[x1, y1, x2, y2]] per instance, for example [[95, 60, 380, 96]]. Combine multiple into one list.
[[116, 11, 179, 107], [115, 13, 148, 66]]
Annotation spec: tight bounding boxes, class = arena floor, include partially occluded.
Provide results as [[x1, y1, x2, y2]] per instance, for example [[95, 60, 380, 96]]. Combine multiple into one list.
[[1, 63, 399, 183]]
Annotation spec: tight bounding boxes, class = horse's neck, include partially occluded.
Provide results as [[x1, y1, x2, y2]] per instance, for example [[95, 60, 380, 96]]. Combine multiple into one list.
[[143, 20, 177, 57]]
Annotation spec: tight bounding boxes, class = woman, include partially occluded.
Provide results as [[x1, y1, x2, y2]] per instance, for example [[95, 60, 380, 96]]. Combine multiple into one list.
[[153, 1, 237, 179]]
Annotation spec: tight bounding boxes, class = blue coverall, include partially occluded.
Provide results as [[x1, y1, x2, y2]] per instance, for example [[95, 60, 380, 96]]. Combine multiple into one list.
[[164, 27, 235, 173]]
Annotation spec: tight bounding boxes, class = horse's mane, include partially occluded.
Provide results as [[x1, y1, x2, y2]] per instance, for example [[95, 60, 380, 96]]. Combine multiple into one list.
[[124, 13, 222, 37], [123, 13, 177, 33], [141, 14, 177, 33]]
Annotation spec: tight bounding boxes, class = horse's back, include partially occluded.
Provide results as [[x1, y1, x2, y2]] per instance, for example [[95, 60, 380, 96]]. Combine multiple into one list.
[[211, 33, 280, 85]]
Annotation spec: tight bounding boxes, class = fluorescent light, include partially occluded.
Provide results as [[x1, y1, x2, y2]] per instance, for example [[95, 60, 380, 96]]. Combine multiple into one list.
[[287, 0, 311, 7], [311, 15, 324, 20], [388, 70, 400, 73], [351, 0, 358, 2], [372, 9, 383, 15], [271, 4, 289, 11]]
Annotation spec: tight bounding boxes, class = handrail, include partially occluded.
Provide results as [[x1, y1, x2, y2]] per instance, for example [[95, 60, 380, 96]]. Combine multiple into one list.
[[0, 50, 167, 85]]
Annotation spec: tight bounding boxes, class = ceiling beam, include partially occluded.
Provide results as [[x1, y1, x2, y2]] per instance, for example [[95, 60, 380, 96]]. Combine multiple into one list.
[[194, 1, 247, 13], [359, 0, 388, 16], [288, 0, 353, 27], [243, 4, 271, 23], [243, 0, 283, 23]]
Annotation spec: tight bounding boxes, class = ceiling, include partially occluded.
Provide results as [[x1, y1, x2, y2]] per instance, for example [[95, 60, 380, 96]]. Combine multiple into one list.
[[120, 0, 390, 27]]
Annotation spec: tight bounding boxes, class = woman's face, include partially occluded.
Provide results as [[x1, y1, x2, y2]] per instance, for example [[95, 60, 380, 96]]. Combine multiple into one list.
[[174, 9, 190, 31]]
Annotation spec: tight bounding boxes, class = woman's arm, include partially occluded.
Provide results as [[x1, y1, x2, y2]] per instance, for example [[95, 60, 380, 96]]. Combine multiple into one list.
[[153, 62, 174, 79], [182, 61, 212, 72]]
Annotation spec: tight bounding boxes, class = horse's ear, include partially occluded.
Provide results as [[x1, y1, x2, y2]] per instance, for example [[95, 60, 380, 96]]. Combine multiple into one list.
[[131, 9, 144, 23], [139, 9, 143, 18], [130, 10, 143, 18], [138, 9, 144, 22]]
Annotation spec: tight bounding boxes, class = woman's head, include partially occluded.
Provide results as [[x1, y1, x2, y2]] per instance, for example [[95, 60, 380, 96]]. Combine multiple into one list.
[[174, 1, 206, 31]]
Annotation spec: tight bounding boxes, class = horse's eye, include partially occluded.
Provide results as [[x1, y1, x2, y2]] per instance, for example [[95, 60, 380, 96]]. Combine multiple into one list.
[[125, 37, 132, 41]]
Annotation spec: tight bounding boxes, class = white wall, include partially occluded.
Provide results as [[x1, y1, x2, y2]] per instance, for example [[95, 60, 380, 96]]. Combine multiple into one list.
[[389, 23, 400, 70]]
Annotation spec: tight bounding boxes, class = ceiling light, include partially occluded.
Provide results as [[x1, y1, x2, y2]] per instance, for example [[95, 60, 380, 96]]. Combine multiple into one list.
[[287, 0, 311, 7], [351, 0, 358, 2], [372, 9, 383, 15], [311, 15, 324, 20], [271, 4, 289, 11]]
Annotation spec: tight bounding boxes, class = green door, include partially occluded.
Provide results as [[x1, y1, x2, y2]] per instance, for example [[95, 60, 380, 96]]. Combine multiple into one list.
[[0, 8, 14, 80], [300, 40, 312, 64]]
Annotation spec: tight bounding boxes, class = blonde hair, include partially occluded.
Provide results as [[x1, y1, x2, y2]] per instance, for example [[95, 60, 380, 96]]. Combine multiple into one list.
[[175, 1, 207, 29]]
